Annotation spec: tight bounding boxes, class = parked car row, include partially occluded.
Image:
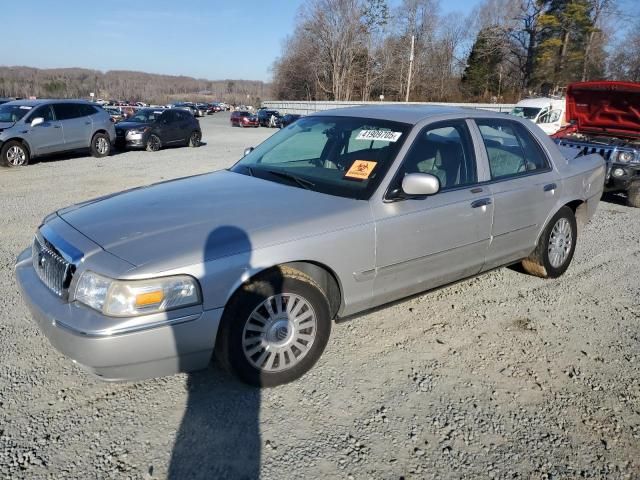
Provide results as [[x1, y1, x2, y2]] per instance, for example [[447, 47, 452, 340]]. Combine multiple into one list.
[[233, 108, 303, 130], [0, 99, 204, 166]]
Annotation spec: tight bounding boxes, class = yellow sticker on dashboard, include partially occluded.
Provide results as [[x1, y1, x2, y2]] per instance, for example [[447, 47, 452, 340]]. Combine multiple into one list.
[[345, 160, 377, 180]]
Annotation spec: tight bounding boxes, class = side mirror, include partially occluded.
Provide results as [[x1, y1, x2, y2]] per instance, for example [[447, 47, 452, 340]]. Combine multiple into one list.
[[243, 147, 254, 157], [31, 117, 44, 127], [401, 173, 440, 196]]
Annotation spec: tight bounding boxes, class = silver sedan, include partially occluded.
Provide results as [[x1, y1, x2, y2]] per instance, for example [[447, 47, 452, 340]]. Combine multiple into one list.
[[15, 105, 605, 386]]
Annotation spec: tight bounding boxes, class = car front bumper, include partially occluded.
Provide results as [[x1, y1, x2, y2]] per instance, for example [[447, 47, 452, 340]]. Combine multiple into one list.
[[15, 248, 222, 382], [605, 163, 640, 191]]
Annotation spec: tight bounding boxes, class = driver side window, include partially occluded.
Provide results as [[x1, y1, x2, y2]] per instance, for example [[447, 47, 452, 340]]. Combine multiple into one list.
[[395, 121, 477, 190], [27, 105, 55, 123]]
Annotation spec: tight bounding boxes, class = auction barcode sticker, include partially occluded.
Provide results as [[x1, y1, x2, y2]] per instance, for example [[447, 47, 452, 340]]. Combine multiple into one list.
[[356, 130, 402, 142]]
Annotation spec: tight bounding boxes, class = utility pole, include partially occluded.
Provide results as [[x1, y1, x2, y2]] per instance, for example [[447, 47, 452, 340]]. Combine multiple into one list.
[[405, 35, 415, 103]]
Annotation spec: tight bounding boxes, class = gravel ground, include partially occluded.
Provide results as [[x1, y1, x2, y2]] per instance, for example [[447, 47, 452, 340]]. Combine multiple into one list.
[[0, 113, 638, 479]]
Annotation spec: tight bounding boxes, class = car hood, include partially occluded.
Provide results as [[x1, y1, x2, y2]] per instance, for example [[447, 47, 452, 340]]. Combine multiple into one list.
[[565, 81, 640, 138], [57, 170, 368, 269], [115, 121, 152, 130]]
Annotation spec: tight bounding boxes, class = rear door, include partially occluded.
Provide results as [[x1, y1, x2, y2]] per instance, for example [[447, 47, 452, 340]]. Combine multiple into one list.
[[157, 110, 181, 143], [24, 104, 64, 155], [53, 103, 94, 149], [173, 110, 192, 142], [472, 118, 561, 270]]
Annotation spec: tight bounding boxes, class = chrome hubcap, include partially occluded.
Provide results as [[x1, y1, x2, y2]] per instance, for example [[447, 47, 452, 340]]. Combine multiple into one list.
[[96, 137, 109, 155], [548, 218, 572, 268], [7, 146, 26, 166], [242, 293, 317, 372]]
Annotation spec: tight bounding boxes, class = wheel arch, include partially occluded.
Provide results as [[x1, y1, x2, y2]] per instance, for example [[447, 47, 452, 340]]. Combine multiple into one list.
[[564, 199, 587, 232], [226, 261, 344, 320], [2, 137, 33, 157]]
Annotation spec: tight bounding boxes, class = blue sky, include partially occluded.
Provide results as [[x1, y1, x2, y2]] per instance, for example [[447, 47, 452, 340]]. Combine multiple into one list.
[[4, 0, 637, 81]]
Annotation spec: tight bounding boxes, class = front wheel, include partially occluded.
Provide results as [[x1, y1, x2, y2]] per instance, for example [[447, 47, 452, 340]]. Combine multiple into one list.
[[90, 133, 111, 158], [216, 267, 331, 387], [1, 140, 30, 167], [521, 206, 577, 279], [626, 181, 640, 208], [145, 134, 162, 152], [187, 130, 201, 147]]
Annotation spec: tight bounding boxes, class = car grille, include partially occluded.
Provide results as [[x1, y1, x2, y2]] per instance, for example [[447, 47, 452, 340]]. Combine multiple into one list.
[[554, 139, 616, 161], [32, 235, 74, 298]]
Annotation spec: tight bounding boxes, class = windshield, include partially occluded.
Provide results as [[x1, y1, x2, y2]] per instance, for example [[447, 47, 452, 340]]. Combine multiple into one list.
[[230, 115, 411, 200], [0, 104, 32, 123], [510, 106, 541, 120], [129, 109, 164, 122]]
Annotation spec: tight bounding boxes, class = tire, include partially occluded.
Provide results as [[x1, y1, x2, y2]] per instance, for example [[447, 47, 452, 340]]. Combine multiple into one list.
[[187, 130, 201, 148], [626, 181, 640, 208], [1, 140, 30, 167], [145, 134, 161, 152], [216, 267, 332, 387], [90, 133, 111, 158], [521, 206, 577, 279]]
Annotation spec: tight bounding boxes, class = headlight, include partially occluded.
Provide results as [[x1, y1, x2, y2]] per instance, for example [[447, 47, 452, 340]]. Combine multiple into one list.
[[616, 151, 635, 163], [126, 127, 149, 136], [75, 271, 201, 317]]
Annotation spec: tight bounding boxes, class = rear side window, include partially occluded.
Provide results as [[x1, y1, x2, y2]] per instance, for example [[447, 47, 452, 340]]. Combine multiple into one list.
[[475, 119, 550, 180], [53, 103, 86, 120], [79, 104, 98, 116], [395, 120, 477, 190]]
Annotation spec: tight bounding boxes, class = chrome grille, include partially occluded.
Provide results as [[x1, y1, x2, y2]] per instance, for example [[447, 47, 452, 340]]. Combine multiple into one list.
[[32, 235, 74, 298]]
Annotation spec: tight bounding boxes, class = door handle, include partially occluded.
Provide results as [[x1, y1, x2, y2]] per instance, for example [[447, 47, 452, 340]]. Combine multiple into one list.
[[85, 121, 91, 125], [470, 187, 483, 193], [471, 198, 492, 208], [53, 125, 61, 128], [543, 183, 557, 192]]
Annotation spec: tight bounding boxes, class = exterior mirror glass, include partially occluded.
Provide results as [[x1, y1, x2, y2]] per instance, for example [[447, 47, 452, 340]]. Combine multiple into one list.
[[402, 173, 440, 196], [244, 147, 254, 157], [31, 117, 44, 127]]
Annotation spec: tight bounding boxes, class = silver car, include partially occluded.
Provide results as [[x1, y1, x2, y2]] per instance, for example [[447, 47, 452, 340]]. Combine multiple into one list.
[[15, 106, 605, 386], [0, 99, 116, 167]]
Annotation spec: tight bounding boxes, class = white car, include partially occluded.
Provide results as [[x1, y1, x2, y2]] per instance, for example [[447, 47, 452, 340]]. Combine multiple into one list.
[[510, 98, 566, 135]]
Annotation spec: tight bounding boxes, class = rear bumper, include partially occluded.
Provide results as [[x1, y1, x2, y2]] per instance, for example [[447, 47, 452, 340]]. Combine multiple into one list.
[[15, 248, 222, 382]]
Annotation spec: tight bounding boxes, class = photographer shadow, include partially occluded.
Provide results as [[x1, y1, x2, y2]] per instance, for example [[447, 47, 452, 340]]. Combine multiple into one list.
[[168, 225, 277, 479]]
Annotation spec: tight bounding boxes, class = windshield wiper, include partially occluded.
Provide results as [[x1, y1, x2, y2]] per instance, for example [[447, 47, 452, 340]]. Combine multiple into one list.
[[265, 170, 315, 190]]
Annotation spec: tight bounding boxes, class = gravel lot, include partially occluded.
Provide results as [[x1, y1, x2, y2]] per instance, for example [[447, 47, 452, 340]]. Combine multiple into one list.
[[0, 112, 638, 479]]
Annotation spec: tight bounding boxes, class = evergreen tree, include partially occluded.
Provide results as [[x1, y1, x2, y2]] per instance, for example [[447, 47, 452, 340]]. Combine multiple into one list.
[[461, 26, 504, 100]]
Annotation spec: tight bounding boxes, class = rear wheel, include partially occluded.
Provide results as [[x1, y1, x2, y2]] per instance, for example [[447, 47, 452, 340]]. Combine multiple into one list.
[[627, 181, 640, 208], [521, 206, 577, 279], [187, 130, 201, 147], [1, 140, 30, 167], [90, 133, 111, 158], [145, 134, 161, 152], [216, 267, 331, 387]]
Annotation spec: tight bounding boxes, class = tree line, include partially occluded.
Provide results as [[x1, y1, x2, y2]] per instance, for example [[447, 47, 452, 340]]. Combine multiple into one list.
[[271, 0, 640, 103], [0, 67, 269, 105]]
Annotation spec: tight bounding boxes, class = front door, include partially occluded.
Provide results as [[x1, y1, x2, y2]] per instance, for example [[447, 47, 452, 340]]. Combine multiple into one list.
[[472, 118, 561, 270], [24, 104, 64, 155], [371, 120, 493, 307]]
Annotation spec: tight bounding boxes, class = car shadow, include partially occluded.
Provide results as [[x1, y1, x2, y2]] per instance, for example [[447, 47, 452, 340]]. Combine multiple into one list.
[[168, 225, 277, 479], [600, 191, 628, 207], [30, 148, 126, 165]]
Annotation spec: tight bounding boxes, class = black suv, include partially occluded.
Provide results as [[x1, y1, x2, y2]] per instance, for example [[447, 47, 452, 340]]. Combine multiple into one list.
[[257, 109, 281, 127], [115, 108, 201, 152]]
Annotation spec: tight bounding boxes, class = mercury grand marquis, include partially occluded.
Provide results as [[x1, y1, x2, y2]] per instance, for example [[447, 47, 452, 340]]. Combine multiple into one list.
[[16, 105, 606, 386]]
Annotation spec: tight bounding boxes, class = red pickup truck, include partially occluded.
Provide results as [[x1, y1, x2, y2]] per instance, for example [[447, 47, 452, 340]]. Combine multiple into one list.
[[553, 81, 640, 207]]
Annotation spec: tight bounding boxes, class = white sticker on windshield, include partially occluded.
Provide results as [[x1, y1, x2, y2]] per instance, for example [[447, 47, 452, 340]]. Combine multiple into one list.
[[19, 106, 33, 110], [356, 130, 402, 142]]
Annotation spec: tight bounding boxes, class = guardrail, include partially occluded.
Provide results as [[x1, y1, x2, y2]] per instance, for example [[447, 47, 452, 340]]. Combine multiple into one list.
[[261, 100, 516, 115]]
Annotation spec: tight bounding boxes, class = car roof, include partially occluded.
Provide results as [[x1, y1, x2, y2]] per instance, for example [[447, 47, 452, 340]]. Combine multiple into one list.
[[2, 98, 94, 107], [311, 104, 506, 125]]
